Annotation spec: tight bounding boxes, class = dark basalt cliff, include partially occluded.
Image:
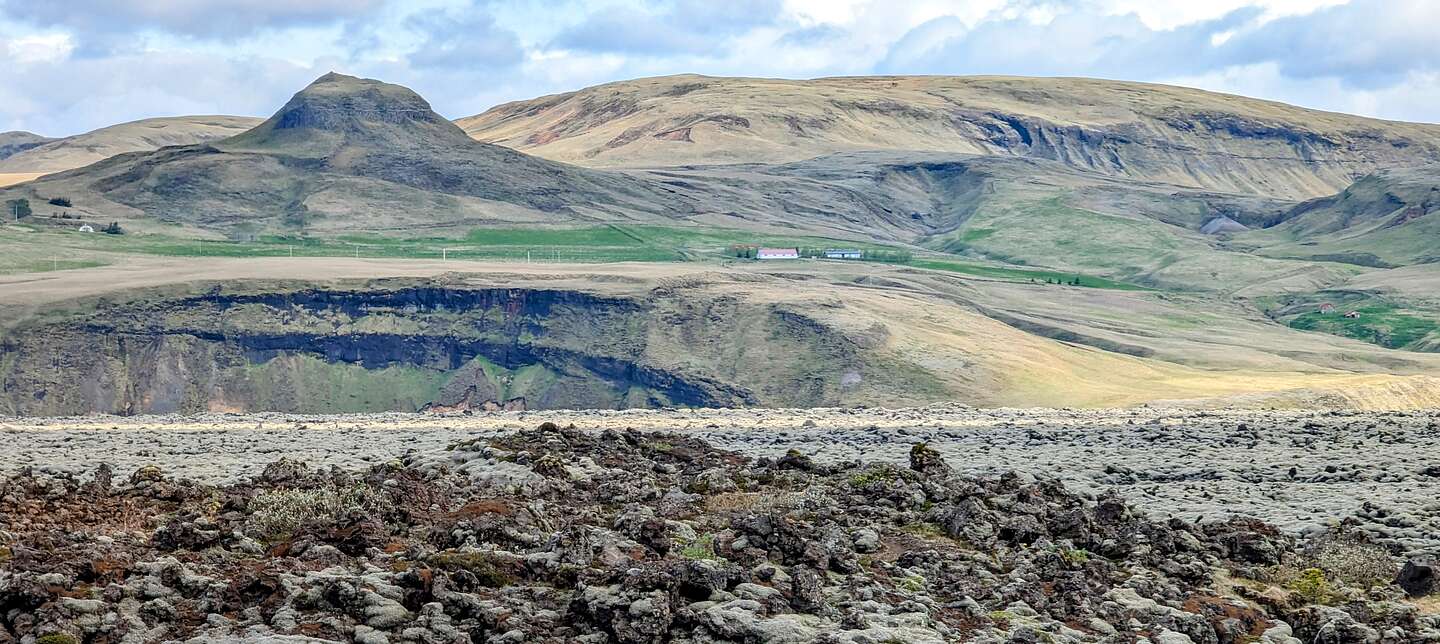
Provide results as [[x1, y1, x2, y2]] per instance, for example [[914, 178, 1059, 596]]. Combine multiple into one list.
[[0, 283, 931, 415]]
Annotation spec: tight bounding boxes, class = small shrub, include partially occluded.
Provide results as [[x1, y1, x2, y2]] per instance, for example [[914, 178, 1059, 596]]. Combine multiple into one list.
[[101, 221, 124, 235], [1060, 548, 1091, 565], [1287, 568, 1339, 605], [1306, 532, 1396, 589], [245, 483, 390, 539], [36, 634, 79, 644]]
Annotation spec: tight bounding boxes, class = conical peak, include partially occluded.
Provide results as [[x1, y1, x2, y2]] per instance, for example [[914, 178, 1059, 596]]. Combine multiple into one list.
[[225, 73, 473, 151], [271, 73, 452, 133]]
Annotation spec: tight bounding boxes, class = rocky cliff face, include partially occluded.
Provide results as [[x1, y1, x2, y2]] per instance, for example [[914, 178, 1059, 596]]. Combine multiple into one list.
[[0, 282, 924, 415]]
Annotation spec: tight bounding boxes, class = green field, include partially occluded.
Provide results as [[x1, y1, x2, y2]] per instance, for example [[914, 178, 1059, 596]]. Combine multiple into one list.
[[0, 222, 1145, 290], [0, 223, 895, 263], [1290, 302, 1440, 350]]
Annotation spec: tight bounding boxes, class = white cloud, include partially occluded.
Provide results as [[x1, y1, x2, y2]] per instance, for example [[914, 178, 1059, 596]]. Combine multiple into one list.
[[3, 32, 73, 63], [2, 0, 1438, 135], [1095, 0, 1346, 29]]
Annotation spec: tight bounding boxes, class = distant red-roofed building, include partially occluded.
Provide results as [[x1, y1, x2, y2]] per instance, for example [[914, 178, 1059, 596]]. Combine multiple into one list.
[[756, 247, 800, 260], [1318, 303, 1337, 314]]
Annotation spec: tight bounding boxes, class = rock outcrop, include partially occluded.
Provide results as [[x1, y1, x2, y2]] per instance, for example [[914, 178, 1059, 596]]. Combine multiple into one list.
[[2, 423, 1432, 642]]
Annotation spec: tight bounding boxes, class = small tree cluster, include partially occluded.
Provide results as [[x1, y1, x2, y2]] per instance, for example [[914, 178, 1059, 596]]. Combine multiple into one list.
[[47, 196, 72, 207], [728, 244, 757, 259], [101, 221, 124, 235], [866, 249, 913, 263]]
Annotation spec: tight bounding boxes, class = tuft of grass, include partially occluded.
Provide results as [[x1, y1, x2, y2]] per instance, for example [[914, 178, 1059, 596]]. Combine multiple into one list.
[[847, 463, 912, 488], [900, 522, 948, 540], [988, 610, 1016, 624], [426, 551, 515, 587], [898, 573, 926, 592], [679, 533, 719, 561]]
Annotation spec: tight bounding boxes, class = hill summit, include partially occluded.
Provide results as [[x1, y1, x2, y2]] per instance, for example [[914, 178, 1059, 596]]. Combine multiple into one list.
[[225, 72, 474, 154], [3, 73, 694, 234]]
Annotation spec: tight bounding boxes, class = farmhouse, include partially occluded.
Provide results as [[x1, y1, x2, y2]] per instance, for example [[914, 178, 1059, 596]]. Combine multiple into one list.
[[824, 249, 863, 260], [1318, 303, 1337, 314], [756, 247, 800, 260]]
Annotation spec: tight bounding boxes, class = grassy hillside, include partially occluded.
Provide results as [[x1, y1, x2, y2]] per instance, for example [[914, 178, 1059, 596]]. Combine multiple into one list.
[[0, 116, 261, 175], [0, 131, 54, 161], [460, 74, 1440, 200], [1243, 167, 1440, 267]]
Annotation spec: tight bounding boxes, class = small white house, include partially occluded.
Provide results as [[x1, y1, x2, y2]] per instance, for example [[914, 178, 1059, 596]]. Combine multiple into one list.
[[78, 224, 94, 233], [823, 249, 863, 260], [756, 247, 800, 260]]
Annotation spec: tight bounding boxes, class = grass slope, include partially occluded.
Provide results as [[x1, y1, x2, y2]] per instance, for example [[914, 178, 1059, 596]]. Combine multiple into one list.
[[459, 74, 1440, 200]]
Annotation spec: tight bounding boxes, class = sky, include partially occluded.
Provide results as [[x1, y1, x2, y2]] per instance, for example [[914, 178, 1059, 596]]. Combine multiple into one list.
[[0, 0, 1436, 136]]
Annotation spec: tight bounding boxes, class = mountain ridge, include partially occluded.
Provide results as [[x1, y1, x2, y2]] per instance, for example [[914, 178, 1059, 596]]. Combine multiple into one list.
[[0, 131, 55, 162], [458, 74, 1440, 201], [2, 73, 705, 235], [0, 115, 263, 176]]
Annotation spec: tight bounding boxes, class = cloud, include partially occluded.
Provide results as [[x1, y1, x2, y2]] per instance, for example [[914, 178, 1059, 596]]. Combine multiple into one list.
[[1216, 0, 1440, 89], [777, 24, 846, 46], [0, 0, 385, 41], [552, 0, 785, 55], [877, 0, 1440, 92], [0, 49, 322, 135], [405, 7, 525, 70], [877, 7, 1261, 79], [3, 0, 1440, 135]]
